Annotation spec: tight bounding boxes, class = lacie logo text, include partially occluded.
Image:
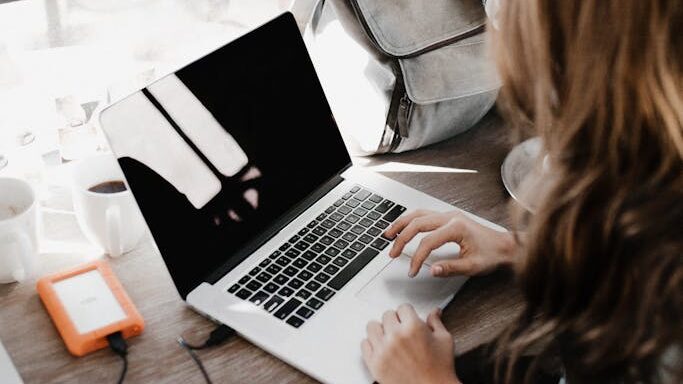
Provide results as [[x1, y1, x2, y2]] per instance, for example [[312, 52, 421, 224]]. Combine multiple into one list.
[[80, 297, 97, 305]]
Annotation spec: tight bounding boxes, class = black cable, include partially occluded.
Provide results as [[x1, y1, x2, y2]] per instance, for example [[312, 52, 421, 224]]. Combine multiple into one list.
[[177, 324, 235, 384], [107, 332, 128, 384]]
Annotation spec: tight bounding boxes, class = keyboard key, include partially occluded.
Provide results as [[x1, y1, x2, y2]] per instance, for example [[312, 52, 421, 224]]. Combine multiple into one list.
[[342, 232, 357, 242], [351, 225, 365, 235], [266, 265, 282, 275], [296, 289, 312, 300], [342, 192, 353, 200], [246, 280, 262, 291], [330, 212, 344, 222], [307, 220, 318, 228], [298, 227, 310, 236], [316, 255, 332, 265], [283, 266, 299, 277], [312, 226, 327, 236], [346, 214, 360, 223], [354, 189, 372, 201], [285, 249, 301, 258], [333, 239, 349, 250], [276, 256, 292, 267], [306, 262, 323, 273], [286, 316, 305, 328], [323, 265, 340, 275], [315, 287, 336, 301], [311, 243, 326, 253], [350, 186, 360, 193], [375, 200, 394, 213], [274, 298, 302, 319], [259, 259, 271, 267], [359, 218, 374, 228], [367, 211, 381, 220], [228, 284, 240, 293], [256, 272, 272, 283], [264, 282, 279, 293], [346, 199, 360, 208], [369, 194, 383, 203], [319, 236, 334, 246], [367, 227, 382, 237], [293, 258, 308, 269], [324, 247, 339, 257], [274, 274, 289, 285], [269, 250, 281, 259], [338, 205, 352, 215], [288, 278, 304, 289], [302, 251, 317, 261], [249, 267, 261, 276], [325, 206, 335, 214], [333, 257, 349, 267], [305, 281, 322, 292], [383, 205, 407, 222], [236, 288, 252, 300], [328, 248, 380, 290], [342, 249, 358, 259], [294, 241, 310, 251], [361, 201, 376, 210], [329, 228, 344, 238], [359, 234, 373, 244], [350, 242, 365, 251], [278, 286, 295, 297], [296, 307, 315, 319], [321, 219, 336, 229], [279, 243, 291, 252], [303, 234, 319, 243], [289, 235, 300, 244], [371, 238, 390, 250], [307, 298, 324, 310], [239, 276, 250, 285], [316, 213, 327, 221], [353, 207, 369, 217], [314, 272, 331, 283], [333, 199, 345, 207], [374, 220, 390, 229], [250, 291, 270, 305], [297, 270, 314, 281], [264, 296, 285, 312]]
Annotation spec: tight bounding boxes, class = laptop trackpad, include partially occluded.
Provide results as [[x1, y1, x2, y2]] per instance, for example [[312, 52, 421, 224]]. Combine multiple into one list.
[[356, 255, 467, 315]]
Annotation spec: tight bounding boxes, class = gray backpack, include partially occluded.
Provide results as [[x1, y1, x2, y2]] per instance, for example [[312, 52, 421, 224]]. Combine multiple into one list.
[[303, 0, 500, 155]]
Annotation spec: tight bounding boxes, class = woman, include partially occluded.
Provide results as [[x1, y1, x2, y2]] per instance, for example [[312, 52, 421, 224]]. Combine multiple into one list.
[[361, 0, 683, 383]]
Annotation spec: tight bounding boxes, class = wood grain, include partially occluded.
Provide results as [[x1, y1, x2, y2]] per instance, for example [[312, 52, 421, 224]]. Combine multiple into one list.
[[0, 111, 523, 383]]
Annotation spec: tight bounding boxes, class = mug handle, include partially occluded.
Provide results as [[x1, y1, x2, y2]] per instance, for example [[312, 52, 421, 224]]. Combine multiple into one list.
[[8, 230, 34, 282], [106, 205, 123, 258]]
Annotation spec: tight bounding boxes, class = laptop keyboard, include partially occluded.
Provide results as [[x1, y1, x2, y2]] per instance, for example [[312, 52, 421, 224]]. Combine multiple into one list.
[[227, 185, 405, 328]]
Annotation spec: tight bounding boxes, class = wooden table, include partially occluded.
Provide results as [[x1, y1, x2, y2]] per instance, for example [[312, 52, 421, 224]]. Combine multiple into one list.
[[0, 111, 523, 383]]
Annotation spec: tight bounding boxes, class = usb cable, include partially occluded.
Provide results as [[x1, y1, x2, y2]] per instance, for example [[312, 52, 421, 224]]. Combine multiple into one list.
[[177, 325, 236, 384], [107, 332, 128, 384]]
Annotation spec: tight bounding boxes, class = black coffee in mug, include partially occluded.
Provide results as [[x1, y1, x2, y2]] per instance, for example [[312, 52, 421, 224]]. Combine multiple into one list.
[[88, 180, 127, 194]]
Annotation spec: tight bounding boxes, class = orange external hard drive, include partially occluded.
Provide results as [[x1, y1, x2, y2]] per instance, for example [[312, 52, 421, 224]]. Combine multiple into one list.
[[37, 259, 144, 356]]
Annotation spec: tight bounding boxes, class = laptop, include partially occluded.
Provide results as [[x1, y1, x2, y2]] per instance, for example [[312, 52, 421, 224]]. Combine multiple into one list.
[[99, 12, 505, 383]]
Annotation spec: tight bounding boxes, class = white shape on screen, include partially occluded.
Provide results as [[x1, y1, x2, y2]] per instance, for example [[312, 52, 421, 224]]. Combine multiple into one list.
[[52, 270, 127, 335]]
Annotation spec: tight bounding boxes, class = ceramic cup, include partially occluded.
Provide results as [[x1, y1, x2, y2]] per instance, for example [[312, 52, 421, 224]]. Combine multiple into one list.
[[0, 177, 39, 283], [72, 154, 146, 258]]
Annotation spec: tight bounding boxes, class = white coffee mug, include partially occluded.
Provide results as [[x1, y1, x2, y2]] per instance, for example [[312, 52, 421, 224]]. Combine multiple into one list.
[[71, 154, 146, 258], [0, 177, 39, 283]]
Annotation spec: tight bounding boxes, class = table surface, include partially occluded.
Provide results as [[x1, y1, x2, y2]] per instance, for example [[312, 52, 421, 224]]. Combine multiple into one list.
[[0, 110, 524, 384]]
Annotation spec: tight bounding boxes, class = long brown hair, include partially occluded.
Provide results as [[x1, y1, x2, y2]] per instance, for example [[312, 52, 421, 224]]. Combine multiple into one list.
[[491, 0, 683, 382]]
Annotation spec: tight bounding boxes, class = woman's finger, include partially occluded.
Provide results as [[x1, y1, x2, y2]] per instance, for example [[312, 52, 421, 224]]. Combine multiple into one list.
[[407, 222, 461, 277], [426, 308, 448, 334], [396, 303, 419, 324], [381, 310, 400, 333], [430, 258, 477, 277], [360, 338, 373, 364], [384, 210, 432, 240], [366, 321, 384, 347], [390, 215, 448, 258]]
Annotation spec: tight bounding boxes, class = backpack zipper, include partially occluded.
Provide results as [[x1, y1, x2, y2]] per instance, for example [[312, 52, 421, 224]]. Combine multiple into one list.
[[397, 94, 412, 138]]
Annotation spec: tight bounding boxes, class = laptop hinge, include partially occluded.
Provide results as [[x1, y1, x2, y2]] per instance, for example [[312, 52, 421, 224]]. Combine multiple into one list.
[[203, 162, 352, 286]]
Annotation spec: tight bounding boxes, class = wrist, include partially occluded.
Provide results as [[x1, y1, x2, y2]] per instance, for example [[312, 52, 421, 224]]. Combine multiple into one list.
[[497, 231, 519, 267]]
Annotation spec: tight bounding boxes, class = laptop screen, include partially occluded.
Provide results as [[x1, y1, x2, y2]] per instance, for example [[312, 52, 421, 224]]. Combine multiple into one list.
[[100, 13, 351, 298]]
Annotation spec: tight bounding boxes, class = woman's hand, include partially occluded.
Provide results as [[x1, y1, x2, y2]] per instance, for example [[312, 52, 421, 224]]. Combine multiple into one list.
[[362, 305, 461, 384], [384, 210, 518, 278]]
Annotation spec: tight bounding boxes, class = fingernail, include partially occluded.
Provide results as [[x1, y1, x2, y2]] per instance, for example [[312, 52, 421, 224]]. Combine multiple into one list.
[[408, 270, 416, 278], [433, 265, 443, 275]]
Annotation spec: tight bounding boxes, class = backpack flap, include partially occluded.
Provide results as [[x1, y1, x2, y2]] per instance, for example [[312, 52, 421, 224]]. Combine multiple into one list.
[[351, 0, 487, 58]]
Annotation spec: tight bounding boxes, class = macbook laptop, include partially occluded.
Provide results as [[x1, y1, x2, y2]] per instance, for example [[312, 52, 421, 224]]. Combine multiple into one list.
[[99, 12, 505, 383]]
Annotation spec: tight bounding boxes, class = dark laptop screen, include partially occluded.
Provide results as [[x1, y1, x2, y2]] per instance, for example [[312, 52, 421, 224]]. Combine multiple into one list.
[[100, 13, 351, 298]]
